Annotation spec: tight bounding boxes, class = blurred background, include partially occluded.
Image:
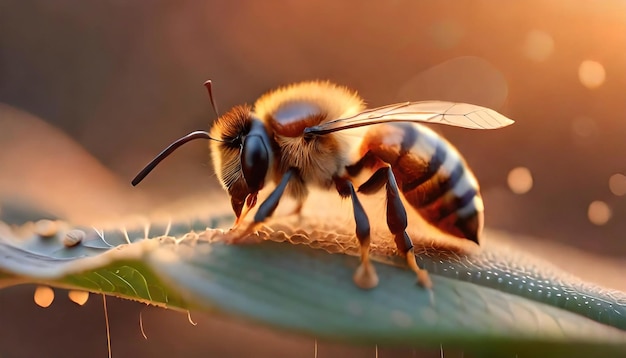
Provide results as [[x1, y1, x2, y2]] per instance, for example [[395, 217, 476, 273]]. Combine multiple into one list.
[[0, 0, 624, 357]]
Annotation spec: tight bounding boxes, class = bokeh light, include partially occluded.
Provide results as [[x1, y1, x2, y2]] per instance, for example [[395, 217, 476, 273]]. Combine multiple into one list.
[[578, 60, 606, 89], [587, 200, 612, 226], [522, 30, 554, 62], [396, 56, 509, 109], [33, 286, 55, 308], [609, 173, 626, 196], [430, 20, 464, 50], [507, 167, 533, 194], [571, 116, 599, 141], [68, 290, 90, 306]]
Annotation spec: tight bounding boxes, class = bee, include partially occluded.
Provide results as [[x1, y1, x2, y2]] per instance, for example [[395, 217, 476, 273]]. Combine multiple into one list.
[[132, 80, 514, 290]]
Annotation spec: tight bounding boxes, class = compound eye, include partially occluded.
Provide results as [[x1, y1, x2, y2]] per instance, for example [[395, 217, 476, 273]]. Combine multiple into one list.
[[241, 135, 269, 192]]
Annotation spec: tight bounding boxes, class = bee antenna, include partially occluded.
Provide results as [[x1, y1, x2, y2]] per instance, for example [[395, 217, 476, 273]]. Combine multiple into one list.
[[203, 80, 220, 118], [131, 131, 223, 186]]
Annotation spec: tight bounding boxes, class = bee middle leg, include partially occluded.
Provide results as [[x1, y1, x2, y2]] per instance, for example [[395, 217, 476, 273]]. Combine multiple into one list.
[[358, 166, 432, 289], [334, 177, 378, 289]]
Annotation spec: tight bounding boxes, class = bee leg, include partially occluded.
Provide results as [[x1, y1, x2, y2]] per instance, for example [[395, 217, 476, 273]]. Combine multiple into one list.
[[358, 167, 432, 289], [334, 177, 378, 289], [238, 168, 296, 237]]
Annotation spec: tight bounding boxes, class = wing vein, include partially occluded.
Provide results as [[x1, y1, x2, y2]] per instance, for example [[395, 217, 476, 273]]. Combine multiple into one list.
[[304, 101, 513, 135]]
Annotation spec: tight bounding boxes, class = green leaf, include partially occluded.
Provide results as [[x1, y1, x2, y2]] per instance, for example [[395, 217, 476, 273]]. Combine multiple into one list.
[[0, 217, 625, 357]]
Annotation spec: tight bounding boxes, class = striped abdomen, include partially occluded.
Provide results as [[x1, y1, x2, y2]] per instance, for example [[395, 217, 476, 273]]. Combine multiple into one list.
[[361, 122, 484, 244]]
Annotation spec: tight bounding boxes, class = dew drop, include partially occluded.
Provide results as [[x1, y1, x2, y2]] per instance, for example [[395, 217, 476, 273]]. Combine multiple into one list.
[[68, 290, 90, 306], [34, 286, 55, 308], [35, 220, 58, 238]]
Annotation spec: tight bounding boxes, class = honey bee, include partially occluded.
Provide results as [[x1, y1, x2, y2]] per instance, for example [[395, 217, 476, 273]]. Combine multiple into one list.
[[132, 80, 514, 290]]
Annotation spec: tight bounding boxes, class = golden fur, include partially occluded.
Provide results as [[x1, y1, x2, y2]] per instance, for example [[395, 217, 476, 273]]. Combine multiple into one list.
[[253, 81, 366, 201], [209, 105, 251, 191], [254, 80, 364, 123]]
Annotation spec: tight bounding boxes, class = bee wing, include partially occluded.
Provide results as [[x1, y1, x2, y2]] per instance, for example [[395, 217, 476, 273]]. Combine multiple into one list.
[[303, 101, 514, 135]]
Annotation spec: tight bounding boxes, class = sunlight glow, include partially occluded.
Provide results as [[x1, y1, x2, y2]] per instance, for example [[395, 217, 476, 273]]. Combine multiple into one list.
[[609, 173, 626, 196], [588, 200, 612, 226], [578, 60, 606, 89], [523, 30, 554, 62], [507, 167, 533, 194], [34, 286, 55, 308]]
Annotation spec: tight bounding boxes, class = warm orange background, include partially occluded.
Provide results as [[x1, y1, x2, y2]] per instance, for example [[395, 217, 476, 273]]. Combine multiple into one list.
[[0, 1, 624, 357]]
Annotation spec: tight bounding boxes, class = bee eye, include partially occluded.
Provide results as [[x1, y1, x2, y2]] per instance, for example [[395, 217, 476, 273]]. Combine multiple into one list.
[[241, 134, 269, 192]]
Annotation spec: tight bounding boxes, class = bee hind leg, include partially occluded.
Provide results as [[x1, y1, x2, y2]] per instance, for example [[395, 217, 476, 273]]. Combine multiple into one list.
[[358, 167, 432, 289], [334, 177, 378, 289]]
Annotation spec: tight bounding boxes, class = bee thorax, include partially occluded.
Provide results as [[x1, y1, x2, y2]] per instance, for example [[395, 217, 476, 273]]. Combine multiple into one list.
[[273, 135, 348, 189]]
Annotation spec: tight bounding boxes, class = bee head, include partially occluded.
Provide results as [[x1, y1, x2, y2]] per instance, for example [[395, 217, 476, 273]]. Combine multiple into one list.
[[131, 80, 273, 224], [210, 105, 273, 222]]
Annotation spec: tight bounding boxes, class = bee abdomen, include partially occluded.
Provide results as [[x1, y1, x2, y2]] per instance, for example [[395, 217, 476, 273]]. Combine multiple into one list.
[[364, 123, 484, 243]]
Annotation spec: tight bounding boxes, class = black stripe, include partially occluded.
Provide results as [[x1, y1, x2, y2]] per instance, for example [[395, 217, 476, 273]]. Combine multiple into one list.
[[456, 188, 478, 211], [401, 141, 447, 192], [418, 161, 466, 207], [398, 123, 418, 156], [438, 188, 478, 221]]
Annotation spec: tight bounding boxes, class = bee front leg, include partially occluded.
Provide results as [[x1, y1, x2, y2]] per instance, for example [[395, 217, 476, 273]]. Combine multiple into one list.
[[358, 167, 432, 289], [334, 177, 378, 289], [234, 168, 296, 240]]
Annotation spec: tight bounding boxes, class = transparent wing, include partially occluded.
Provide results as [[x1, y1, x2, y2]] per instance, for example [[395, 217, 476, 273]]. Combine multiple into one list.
[[303, 101, 514, 135]]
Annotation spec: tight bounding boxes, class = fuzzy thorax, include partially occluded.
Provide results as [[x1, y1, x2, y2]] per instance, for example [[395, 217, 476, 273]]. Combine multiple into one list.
[[253, 81, 367, 194], [254, 80, 365, 123]]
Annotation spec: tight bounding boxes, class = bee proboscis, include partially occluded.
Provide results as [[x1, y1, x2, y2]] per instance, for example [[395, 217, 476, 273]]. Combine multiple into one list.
[[132, 80, 514, 290]]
